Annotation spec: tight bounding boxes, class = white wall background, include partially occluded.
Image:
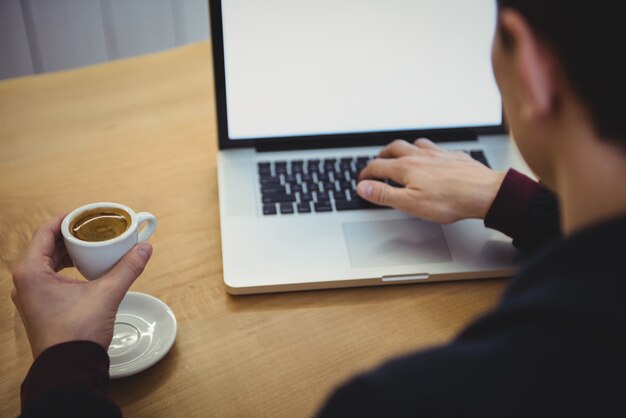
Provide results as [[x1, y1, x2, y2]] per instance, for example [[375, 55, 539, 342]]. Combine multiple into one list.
[[0, 0, 210, 80]]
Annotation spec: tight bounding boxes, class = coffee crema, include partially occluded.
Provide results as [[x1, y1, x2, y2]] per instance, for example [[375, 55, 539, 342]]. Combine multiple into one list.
[[70, 207, 131, 242]]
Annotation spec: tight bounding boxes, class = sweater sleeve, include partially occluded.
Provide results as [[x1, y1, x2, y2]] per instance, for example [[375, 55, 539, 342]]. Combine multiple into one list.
[[20, 341, 121, 418], [484, 169, 561, 253]]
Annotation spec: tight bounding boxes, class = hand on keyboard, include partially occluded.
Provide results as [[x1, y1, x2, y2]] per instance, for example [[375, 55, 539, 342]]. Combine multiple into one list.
[[357, 138, 505, 223]]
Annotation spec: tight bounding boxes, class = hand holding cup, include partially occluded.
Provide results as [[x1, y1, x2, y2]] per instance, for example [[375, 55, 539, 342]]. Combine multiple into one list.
[[11, 207, 155, 358]]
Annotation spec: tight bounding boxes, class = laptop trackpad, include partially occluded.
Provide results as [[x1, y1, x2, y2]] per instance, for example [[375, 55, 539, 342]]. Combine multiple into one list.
[[342, 219, 452, 268]]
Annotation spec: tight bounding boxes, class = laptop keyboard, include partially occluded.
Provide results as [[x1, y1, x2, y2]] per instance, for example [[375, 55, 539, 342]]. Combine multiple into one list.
[[258, 150, 490, 215]]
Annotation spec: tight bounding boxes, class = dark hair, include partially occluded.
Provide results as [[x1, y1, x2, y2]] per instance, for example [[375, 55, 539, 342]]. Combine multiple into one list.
[[496, 1, 625, 147]]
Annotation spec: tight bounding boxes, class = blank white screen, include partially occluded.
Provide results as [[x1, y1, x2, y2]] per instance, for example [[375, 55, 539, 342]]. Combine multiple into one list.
[[221, 0, 501, 140]]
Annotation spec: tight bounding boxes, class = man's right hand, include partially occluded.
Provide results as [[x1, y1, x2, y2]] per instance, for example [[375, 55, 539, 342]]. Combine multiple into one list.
[[357, 138, 506, 224]]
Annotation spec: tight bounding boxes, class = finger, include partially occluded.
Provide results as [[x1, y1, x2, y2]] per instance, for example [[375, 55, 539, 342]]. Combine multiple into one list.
[[356, 180, 413, 210], [54, 248, 75, 272], [413, 137, 441, 150], [24, 213, 68, 272], [378, 139, 421, 159], [413, 138, 471, 162], [49, 234, 74, 271], [26, 214, 64, 257], [97, 243, 153, 302], [359, 157, 408, 184], [11, 288, 25, 321]]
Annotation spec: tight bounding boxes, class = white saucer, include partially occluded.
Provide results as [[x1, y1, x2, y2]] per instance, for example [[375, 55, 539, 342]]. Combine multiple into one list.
[[108, 292, 177, 379]]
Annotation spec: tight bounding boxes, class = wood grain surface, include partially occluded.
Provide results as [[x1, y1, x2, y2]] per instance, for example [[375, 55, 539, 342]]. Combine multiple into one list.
[[0, 41, 507, 417]]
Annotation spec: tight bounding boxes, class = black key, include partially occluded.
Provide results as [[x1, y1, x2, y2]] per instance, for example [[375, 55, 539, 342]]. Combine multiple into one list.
[[260, 176, 281, 185], [316, 191, 331, 201], [345, 170, 358, 179], [340, 161, 352, 170], [283, 174, 297, 183], [259, 170, 275, 178], [260, 180, 282, 188], [258, 166, 272, 175], [332, 190, 348, 201], [342, 194, 388, 210], [335, 172, 344, 181], [297, 203, 312, 213], [344, 171, 354, 182], [284, 184, 298, 193], [291, 184, 304, 193], [298, 193, 313, 202], [262, 194, 296, 203], [357, 198, 388, 210], [280, 203, 295, 214], [261, 185, 287, 194], [356, 156, 371, 163], [334, 200, 363, 211], [323, 182, 337, 191], [274, 161, 287, 169], [314, 202, 333, 212], [258, 162, 271, 168], [323, 158, 337, 164], [307, 160, 320, 172], [290, 161, 303, 172], [316, 172, 329, 181], [301, 173, 314, 182], [340, 157, 354, 163], [263, 204, 277, 215], [275, 165, 288, 174], [339, 182, 354, 195], [470, 150, 491, 168]]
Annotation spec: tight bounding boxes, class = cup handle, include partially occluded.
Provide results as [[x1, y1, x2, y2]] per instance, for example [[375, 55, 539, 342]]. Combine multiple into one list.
[[137, 212, 157, 242]]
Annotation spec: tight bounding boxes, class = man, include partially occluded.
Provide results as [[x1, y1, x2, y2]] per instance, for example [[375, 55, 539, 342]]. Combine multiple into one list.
[[318, 1, 626, 416], [12, 0, 626, 416]]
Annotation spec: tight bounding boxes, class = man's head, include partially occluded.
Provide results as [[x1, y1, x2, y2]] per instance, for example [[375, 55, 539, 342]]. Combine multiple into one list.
[[491, 1, 625, 185]]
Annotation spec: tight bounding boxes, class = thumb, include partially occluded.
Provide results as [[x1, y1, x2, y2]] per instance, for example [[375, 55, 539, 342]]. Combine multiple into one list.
[[99, 243, 152, 300], [357, 180, 407, 209]]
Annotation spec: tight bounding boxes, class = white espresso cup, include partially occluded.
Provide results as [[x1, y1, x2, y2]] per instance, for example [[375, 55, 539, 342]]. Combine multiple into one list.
[[61, 202, 157, 280]]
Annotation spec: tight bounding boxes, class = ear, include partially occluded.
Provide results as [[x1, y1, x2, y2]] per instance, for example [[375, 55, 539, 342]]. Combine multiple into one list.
[[499, 9, 557, 121]]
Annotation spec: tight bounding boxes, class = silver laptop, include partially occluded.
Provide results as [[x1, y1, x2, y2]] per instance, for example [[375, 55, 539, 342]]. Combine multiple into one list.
[[210, 0, 528, 294]]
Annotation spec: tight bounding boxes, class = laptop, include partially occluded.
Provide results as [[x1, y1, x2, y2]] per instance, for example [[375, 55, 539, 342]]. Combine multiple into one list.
[[210, 0, 529, 294]]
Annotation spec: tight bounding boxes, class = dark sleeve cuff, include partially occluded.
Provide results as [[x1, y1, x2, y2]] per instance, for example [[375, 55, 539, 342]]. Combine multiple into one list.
[[21, 341, 111, 410], [484, 168, 541, 239]]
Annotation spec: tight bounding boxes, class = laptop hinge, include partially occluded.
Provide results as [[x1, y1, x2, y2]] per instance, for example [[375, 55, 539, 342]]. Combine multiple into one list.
[[255, 129, 479, 153]]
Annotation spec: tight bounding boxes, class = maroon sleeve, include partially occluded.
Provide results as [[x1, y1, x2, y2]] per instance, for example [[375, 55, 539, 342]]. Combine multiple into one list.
[[21, 341, 113, 411], [484, 168, 541, 239]]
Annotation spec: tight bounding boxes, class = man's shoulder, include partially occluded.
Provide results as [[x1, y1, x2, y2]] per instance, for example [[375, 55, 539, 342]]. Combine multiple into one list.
[[500, 214, 626, 319]]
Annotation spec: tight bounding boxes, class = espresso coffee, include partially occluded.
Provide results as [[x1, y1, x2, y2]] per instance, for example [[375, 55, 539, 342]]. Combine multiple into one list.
[[70, 207, 131, 242]]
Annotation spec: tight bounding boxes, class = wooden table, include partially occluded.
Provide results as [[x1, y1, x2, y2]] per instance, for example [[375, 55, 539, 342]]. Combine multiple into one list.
[[0, 42, 507, 417]]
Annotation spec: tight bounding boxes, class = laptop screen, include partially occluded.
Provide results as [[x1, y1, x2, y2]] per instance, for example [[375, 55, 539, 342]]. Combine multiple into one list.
[[212, 0, 502, 146]]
